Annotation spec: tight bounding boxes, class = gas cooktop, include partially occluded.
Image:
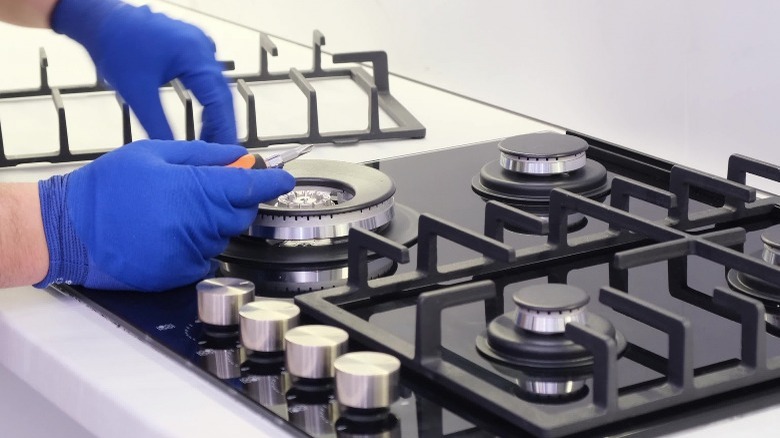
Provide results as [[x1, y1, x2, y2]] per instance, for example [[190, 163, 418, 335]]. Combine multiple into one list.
[[56, 131, 780, 437]]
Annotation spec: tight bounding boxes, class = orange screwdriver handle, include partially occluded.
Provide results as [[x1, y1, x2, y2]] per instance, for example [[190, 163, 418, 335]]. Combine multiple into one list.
[[226, 154, 267, 169]]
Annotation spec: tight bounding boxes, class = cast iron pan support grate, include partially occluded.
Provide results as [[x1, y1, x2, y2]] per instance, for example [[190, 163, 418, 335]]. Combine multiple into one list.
[[296, 160, 780, 436], [0, 30, 426, 167]]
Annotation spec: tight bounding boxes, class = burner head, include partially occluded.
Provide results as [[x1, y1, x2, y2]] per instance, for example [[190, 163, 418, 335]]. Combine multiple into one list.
[[513, 284, 590, 334], [476, 283, 626, 369], [471, 133, 610, 225], [248, 160, 396, 240], [728, 224, 780, 307], [498, 132, 588, 176], [761, 226, 780, 265]]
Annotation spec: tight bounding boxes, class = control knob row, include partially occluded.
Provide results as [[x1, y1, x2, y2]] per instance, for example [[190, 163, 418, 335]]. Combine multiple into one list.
[[196, 278, 401, 410]]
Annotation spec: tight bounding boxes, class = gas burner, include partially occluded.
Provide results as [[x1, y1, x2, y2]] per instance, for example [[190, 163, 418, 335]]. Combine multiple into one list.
[[248, 160, 396, 240], [218, 160, 418, 295], [476, 284, 627, 369], [499, 133, 588, 176], [471, 132, 611, 229], [728, 225, 780, 309]]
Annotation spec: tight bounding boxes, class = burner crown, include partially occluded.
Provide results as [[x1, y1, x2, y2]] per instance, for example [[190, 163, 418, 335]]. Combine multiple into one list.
[[498, 132, 589, 175], [513, 284, 590, 334], [761, 225, 780, 265]]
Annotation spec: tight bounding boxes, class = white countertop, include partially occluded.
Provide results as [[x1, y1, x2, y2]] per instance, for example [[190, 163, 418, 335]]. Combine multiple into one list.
[[1, 2, 779, 437]]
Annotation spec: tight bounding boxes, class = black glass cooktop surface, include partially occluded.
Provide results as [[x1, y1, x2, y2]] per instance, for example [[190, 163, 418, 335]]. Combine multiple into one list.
[[58, 132, 780, 437]]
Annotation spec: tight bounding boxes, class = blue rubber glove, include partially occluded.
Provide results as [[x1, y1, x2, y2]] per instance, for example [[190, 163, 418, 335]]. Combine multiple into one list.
[[35, 140, 295, 292], [51, 0, 236, 144]]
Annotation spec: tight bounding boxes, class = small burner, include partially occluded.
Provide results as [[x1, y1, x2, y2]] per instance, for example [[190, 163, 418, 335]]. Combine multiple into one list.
[[498, 133, 588, 176], [727, 225, 780, 307], [471, 132, 611, 229], [476, 284, 627, 369]]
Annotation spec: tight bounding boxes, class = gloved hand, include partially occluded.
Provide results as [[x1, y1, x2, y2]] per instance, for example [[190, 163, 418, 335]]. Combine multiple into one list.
[[51, 0, 236, 144], [35, 140, 295, 292]]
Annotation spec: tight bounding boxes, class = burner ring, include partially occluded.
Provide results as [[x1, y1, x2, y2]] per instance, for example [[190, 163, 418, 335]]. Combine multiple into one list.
[[219, 204, 418, 295], [247, 160, 396, 240], [219, 257, 397, 297], [471, 160, 610, 209], [471, 134, 610, 218], [727, 264, 780, 306], [222, 204, 418, 266], [486, 358, 592, 404]]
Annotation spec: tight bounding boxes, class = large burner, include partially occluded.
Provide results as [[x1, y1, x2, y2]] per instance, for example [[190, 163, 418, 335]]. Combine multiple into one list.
[[247, 160, 397, 240], [476, 284, 627, 369], [218, 159, 419, 295], [471, 132, 611, 228]]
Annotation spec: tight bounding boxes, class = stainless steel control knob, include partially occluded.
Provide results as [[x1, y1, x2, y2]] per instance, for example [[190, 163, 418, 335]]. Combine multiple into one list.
[[197, 278, 255, 326], [334, 352, 400, 409], [285, 325, 348, 379], [240, 300, 300, 352]]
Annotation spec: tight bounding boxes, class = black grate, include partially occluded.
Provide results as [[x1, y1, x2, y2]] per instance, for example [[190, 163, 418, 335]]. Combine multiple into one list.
[[0, 30, 425, 168], [295, 148, 780, 437]]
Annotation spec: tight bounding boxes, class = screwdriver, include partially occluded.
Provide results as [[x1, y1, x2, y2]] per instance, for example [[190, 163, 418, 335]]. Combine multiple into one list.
[[227, 144, 314, 169]]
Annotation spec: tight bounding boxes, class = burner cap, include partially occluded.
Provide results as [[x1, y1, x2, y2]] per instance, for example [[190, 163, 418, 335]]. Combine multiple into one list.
[[476, 283, 626, 369], [498, 132, 588, 175]]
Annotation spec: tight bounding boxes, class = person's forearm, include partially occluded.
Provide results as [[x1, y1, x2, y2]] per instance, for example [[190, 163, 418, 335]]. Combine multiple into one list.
[[0, 0, 58, 28], [0, 183, 49, 288]]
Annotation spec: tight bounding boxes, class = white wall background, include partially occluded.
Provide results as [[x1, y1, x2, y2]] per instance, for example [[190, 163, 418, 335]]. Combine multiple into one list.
[[167, 0, 780, 189]]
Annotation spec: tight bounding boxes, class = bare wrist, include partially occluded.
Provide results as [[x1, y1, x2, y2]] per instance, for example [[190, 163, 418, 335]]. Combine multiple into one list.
[[0, 183, 49, 288]]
